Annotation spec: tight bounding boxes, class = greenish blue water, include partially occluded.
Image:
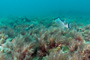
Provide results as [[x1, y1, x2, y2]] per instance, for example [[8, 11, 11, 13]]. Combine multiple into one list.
[[0, 1, 90, 60], [0, 0, 90, 17], [0, 0, 90, 26]]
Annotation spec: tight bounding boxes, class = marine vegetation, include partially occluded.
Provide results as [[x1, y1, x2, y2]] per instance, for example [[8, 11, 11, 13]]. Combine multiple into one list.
[[0, 16, 90, 60]]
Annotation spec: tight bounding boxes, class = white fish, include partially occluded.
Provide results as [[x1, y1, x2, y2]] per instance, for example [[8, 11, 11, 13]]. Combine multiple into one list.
[[55, 18, 68, 28]]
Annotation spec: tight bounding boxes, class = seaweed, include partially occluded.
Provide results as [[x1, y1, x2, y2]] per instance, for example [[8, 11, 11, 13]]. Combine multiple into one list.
[[0, 16, 90, 60]]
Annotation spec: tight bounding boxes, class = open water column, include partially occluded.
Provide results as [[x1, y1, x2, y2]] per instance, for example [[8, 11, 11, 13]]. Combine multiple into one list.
[[0, 0, 90, 60]]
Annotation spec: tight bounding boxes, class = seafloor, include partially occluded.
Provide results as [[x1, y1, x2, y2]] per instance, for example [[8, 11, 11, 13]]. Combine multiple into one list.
[[0, 14, 90, 60]]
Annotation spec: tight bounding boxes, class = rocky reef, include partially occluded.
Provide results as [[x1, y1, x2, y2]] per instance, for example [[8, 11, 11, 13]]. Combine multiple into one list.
[[0, 16, 90, 60]]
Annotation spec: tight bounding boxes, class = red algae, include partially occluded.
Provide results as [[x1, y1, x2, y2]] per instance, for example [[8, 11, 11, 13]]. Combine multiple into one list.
[[0, 17, 90, 60]]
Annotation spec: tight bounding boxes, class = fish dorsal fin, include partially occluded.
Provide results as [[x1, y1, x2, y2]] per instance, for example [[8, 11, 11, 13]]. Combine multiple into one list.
[[55, 18, 68, 28]]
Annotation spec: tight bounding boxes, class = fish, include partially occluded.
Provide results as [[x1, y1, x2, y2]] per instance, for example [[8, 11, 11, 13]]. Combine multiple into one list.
[[54, 18, 69, 28]]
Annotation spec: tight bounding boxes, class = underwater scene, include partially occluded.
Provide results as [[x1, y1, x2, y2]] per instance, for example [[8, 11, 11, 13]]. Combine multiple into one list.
[[0, 0, 90, 60]]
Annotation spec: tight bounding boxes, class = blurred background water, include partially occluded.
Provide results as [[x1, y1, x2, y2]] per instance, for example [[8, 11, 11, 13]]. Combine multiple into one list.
[[0, 1, 90, 60], [0, 0, 90, 17]]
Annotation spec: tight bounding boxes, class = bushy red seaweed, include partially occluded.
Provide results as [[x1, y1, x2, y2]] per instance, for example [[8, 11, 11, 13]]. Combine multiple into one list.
[[0, 17, 90, 60]]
